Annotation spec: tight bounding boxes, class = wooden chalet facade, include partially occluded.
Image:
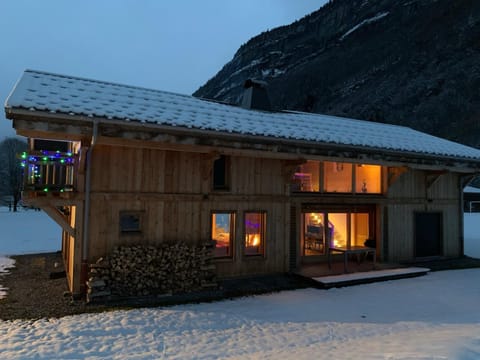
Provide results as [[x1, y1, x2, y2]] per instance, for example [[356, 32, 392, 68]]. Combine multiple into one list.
[[5, 70, 480, 297]]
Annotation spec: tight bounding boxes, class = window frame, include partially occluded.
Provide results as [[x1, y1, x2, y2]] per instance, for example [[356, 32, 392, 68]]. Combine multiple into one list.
[[212, 155, 230, 191], [291, 161, 383, 195], [211, 211, 236, 259], [243, 211, 267, 257], [301, 206, 376, 257], [119, 211, 144, 234]]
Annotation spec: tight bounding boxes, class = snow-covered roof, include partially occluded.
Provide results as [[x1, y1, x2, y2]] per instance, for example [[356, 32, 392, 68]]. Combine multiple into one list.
[[464, 186, 480, 193], [5, 69, 480, 162]]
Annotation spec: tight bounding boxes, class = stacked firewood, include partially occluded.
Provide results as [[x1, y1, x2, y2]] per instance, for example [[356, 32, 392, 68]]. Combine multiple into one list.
[[86, 257, 111, 303], [86, 241, 217, 302]]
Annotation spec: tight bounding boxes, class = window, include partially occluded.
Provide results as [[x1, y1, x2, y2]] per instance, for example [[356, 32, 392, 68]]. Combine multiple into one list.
[[302, 209, 374, 256], [328, 213, 348, 247], [350, 213, 370, 246], [291, 161, 382, 194], [324, 162, 353, 193], [211, 212, 235, 258], [292, 161, 320, 191], [303, 213, 331, 256], [120, 212, 142, 233], [213, 155, 229, 190], [355, 164, 381, 194], [244, 212, 266, 256]]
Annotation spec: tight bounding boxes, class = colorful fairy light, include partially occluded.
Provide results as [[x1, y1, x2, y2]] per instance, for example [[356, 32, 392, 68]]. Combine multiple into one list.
[[18, 150, 76, 192]]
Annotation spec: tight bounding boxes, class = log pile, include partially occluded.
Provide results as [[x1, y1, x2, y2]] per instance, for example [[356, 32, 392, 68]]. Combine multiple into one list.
[[86, 241, 217, 302], [86, 257, 111, 303]]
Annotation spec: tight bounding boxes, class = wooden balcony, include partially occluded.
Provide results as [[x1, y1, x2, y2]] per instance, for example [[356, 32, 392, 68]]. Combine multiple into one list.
[[20, 150, 77, 194]]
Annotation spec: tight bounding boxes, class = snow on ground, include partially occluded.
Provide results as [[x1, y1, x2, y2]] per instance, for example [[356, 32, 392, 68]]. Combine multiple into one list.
[[465, 213, 480, 258], [0, 207, 60, 300], [0, 207, 60, 256], [1, 269, 480, 359], [0, 209, 480, 358]]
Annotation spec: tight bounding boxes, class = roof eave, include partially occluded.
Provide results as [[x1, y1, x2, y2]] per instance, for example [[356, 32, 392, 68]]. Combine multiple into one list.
[[6, 107, 480, 173]]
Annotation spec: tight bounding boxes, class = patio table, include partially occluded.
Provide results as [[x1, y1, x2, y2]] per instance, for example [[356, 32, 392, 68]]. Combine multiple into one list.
[[328, 245, 376, 273]]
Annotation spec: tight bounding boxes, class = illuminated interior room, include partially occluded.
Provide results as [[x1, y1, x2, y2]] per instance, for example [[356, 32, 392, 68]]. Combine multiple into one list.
[[244, 212, 265, 256], [303, 211, 371, 256], [292, 161, 382, 194], [212, 213, 234, 257]]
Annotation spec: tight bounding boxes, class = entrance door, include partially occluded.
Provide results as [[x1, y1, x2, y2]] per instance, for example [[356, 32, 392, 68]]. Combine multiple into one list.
[[415, 212, 442, 257]]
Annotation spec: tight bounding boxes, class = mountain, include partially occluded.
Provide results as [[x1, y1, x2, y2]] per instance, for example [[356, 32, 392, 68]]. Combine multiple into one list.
[[193, 0, 480, 148]]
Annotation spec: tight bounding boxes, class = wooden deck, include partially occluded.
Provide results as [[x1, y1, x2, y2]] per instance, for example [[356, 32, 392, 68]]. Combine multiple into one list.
[[296, 261, 429, 288]]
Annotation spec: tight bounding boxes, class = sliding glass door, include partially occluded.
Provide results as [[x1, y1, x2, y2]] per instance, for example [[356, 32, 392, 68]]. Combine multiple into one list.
[[302, 208, 374, 257]]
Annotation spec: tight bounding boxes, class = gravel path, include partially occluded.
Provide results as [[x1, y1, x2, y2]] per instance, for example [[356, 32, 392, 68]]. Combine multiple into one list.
[[0, 252, 313, 320]]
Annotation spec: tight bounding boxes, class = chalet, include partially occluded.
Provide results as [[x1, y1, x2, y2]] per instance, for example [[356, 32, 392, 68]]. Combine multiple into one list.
[[4, 70, 480, 298]]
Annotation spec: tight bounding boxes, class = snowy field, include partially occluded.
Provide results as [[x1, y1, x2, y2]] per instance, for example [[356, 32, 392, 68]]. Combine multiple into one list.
[[464, 213, 480, 258], [0, 207, 480, 359]]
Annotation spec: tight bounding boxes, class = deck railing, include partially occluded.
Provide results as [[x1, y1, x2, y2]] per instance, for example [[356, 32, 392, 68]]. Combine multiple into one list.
[[19, 151, 77, 192]]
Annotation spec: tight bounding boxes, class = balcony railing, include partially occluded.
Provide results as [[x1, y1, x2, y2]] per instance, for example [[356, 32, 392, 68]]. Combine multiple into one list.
[[19, 151, 77, 193]]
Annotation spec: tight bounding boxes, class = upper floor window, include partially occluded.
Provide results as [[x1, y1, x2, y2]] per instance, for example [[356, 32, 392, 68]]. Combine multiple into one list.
[[291, 161, 382, 194], [355, 164, 381, 193], [292, 161, 320, 192], [324, 162, 353, 193], [213, 155, 229, 190]]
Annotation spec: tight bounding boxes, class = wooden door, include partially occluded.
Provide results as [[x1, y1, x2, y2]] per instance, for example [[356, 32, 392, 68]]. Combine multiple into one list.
[[415, 212, 442, 257]]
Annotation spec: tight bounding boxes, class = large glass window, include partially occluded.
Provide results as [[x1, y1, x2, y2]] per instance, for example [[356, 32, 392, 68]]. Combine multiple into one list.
[[324, 162, 353, 193], [355, 164, 381, 193], [211, 212, 235, 258], [328, 213, 348, 248], [350, 213, 370, 247], [292, 161, 320, 192], [302, 209, 373, 255], [303, 213, 331, 256], [291, 161, 382, 194], [244, 212, 266, 256]]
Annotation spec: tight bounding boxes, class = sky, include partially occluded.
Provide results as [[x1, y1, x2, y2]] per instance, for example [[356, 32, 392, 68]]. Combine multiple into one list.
[[0, 0, 327, 139]]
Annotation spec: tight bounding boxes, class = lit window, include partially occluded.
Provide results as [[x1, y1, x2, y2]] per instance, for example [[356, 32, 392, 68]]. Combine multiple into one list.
[[324, 162, 352, 193], [291, 161, 320, 192], [355, 164, 381, 193], [303, 213, 331, 256], [350, 213, 370, 246], [244, 212, 266, 256], [328, 213, 348, 248], [120, 212, 142, 233], [211, 212, 235, 258]]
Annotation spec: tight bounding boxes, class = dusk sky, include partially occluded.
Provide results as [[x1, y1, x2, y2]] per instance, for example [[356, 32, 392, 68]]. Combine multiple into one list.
[[0, 0, 327, 139]]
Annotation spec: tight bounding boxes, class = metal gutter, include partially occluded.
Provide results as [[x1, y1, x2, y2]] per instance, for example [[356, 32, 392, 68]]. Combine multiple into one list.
[[81, 119, 99, 290]]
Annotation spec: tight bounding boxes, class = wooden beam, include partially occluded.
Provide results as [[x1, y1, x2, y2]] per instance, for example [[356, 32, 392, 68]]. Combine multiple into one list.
[[13, 118, 91, 142], [42, 205, 76, 237], [425, 170, 448, 189], [388, 166, 408, 187], [21, 192, 84, 207]]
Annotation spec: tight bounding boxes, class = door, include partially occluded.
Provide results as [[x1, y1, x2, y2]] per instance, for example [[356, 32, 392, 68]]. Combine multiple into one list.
[[415, 212, 442, 257], [301, 207, 374, 259]]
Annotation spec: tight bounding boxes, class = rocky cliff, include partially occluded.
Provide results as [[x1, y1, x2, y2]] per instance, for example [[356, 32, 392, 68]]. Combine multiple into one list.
[[194, 0, 480, 147]]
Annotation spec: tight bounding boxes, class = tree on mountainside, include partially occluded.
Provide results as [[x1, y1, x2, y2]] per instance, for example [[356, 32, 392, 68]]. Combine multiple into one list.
[[0, 137, 27, 212]]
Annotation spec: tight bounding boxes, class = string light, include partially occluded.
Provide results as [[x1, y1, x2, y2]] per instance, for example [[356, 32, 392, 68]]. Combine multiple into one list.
[[18, 150, 75, 192]]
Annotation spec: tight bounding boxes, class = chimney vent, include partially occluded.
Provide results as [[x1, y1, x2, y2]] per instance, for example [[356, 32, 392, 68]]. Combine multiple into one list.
[[240, 79, 272, 111]]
